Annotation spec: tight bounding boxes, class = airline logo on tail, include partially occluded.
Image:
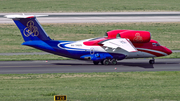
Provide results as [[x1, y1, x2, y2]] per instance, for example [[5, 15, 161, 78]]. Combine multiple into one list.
[[23, 20, 39, 37]]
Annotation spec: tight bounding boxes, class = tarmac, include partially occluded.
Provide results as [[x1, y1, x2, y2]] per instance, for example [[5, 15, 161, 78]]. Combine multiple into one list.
[[0, 59, 180, 74]]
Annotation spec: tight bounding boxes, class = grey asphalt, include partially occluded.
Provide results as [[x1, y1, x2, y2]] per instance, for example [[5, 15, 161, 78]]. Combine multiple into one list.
[[0, 59, 180, 74], [0, 52, 50, 56], [1, 12, 180, 23]]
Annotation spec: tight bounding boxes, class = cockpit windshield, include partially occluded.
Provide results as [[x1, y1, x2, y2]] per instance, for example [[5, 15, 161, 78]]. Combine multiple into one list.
[[152, 43, 161, 46]]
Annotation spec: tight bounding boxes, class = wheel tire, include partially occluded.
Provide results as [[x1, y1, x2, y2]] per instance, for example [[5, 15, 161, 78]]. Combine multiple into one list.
[[103, 59, 110, 65], [149, 60, 155, 64], [93, 61, 99, 65], [111, 59, 117, 65]]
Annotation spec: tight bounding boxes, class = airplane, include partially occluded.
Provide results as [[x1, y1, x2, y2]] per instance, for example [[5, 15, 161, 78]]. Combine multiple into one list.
[[5, 14, 172, 65]]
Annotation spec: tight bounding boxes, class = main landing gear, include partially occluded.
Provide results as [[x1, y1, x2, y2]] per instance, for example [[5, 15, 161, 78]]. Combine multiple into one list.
[[93, 59, 117, 65], [149, 57, 155, 64], [94, 58, 156, 65]]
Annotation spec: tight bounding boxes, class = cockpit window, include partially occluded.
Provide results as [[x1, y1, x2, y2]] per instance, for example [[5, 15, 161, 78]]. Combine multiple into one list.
[[152, 43, 161, 46], [157, 43, 161, 46]]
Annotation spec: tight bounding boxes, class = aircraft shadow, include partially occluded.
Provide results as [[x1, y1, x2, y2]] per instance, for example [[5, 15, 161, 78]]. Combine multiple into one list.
[[53, 63, 92, 65], [52, 62, 154, 69], [52, 60, 179, 69], [117, 61, 179, 69], [117, 62, 154, 68]]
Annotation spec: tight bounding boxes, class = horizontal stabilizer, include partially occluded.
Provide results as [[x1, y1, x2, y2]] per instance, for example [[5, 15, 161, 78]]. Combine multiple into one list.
[[5, 14, 48, 19]]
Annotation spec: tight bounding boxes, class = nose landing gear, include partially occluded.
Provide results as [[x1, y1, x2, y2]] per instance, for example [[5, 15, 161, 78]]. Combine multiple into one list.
[[149, 57, 155, 64]]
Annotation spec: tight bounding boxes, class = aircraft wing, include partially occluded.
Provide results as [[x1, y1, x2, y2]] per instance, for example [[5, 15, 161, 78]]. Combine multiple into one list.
[[99, 38, 138, 52]]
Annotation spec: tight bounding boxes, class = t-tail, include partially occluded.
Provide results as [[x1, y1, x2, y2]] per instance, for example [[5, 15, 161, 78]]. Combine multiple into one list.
[[5, 14, 58, 54], [5, 14, 51, 41]]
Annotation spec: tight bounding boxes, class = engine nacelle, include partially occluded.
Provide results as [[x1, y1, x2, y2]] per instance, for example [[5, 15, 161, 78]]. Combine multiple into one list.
[[119, 30, 151, 43], [105, 30, 128, 38], [106, 30, 151, 43]]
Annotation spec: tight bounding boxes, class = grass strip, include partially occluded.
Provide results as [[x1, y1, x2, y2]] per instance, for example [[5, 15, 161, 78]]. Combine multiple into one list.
[[1, 0, 180, 12], [158, 52, 180, 59], [0, 71, 180, 101], [0, 54, 70, 61]]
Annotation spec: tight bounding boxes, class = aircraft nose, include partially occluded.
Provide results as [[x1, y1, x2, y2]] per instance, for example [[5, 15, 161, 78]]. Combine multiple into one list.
[[163, 46, 172, 55], [167, 48, 172, 55]]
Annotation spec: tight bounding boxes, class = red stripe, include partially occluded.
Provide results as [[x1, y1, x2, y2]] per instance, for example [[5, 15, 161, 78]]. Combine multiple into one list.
[[141, 47, 170, 55], [137, 49, 165, 57], [27, 16, 34, 18]]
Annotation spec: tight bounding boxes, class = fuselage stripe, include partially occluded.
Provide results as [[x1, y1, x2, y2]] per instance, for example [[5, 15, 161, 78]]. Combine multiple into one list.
[[137, 48, 167, 57]]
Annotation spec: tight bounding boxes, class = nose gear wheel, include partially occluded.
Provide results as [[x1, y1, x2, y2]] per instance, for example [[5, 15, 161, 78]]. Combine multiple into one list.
[[149, 57, 155, 64]]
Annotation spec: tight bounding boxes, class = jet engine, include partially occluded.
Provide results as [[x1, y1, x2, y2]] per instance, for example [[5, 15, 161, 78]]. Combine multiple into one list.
[[106, 30, 151, 43]]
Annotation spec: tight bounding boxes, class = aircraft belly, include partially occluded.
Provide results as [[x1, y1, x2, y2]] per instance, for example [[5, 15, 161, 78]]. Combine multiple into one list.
[[126, 51, 155, 58]]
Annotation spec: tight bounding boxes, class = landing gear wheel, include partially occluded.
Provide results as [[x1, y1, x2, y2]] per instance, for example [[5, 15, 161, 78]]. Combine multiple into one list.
[[103, 59, 110, 65], [149, 60, 155, 64], [111, 59, 117, 65], [93, 61, 99, 65], [149, 57, 155, 64]]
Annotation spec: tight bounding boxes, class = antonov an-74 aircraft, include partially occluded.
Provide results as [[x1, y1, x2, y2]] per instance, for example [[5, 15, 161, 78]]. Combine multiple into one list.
[[5, 15, 172, 65]]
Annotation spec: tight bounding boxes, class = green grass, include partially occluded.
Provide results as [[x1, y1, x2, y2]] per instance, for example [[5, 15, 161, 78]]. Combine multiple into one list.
[[0, 71, 180, 101], [0, 54, 70, 61], [158, 52, 180, 59], [1, 0, 180, 12], [0, 22, 180, 53]]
